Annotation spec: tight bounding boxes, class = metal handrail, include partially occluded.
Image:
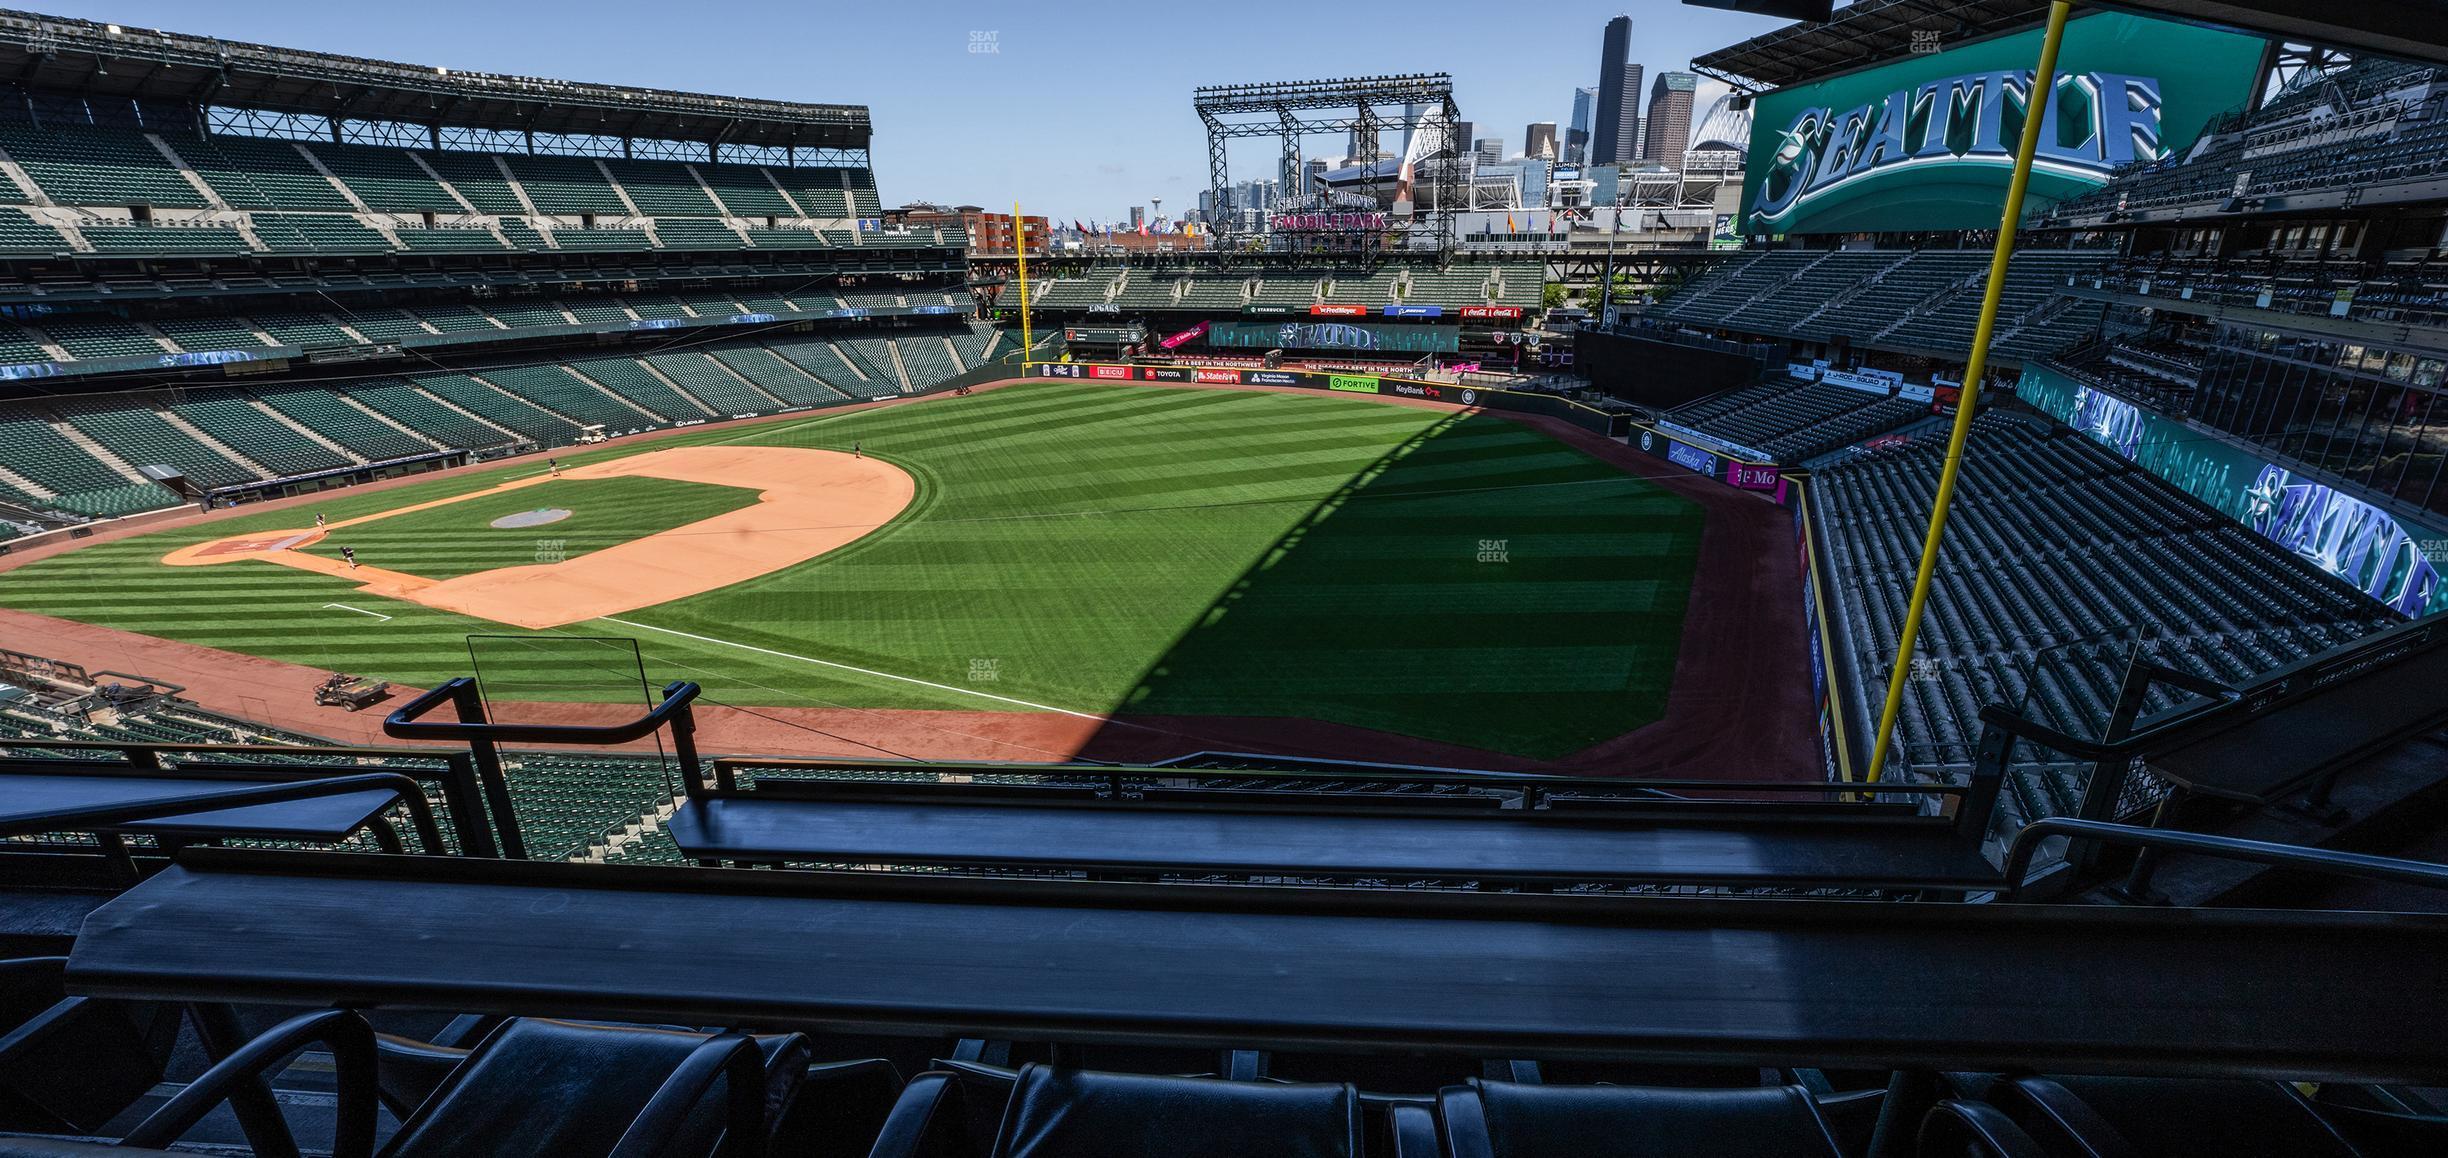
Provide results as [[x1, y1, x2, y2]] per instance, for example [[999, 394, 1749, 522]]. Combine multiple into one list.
[[2002, 817, 2448, 898], [385, 678, 699, 746]]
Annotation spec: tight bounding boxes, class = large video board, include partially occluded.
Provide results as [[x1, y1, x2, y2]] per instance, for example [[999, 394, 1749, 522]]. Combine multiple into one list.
[[1740, 11, 2265, 235]]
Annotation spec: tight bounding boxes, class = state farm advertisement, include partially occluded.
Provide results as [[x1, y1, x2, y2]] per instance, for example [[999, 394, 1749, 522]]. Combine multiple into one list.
[[1193, 368, 1241, 384]]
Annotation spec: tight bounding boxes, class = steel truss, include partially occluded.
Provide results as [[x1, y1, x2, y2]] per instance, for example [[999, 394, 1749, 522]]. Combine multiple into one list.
[[1194, 74, 1462, 263]]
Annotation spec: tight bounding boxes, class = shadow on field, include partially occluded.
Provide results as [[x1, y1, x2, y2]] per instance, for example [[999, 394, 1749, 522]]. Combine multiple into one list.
[[1072, 406, 1709, 766]]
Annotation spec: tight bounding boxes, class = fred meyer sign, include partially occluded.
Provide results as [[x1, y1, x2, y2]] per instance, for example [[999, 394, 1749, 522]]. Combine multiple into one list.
[[1742, 11, 2262, 235]]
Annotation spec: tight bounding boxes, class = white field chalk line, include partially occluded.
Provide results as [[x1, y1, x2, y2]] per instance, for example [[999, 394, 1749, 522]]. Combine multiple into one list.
[[596, 616, 1105, 719], [323, 603, 393, 621]]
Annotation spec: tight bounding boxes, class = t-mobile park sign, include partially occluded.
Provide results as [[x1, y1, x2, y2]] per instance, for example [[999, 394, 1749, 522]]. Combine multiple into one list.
[[1272, 212, 1387, 232]]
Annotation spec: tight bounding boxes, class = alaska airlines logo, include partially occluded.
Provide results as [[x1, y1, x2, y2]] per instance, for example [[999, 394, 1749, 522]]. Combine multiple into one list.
[[1750, 70, 2164, 231]]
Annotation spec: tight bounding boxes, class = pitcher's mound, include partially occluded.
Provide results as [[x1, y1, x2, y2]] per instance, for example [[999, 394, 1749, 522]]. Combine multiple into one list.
[[490, 507, 572, 529]]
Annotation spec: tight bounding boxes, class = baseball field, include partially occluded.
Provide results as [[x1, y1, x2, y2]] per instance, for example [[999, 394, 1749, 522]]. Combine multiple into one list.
[[0, 380, 1720, 762]]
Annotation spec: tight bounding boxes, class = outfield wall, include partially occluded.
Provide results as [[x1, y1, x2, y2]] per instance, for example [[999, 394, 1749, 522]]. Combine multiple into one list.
[[1025, 361, 1631, 438]]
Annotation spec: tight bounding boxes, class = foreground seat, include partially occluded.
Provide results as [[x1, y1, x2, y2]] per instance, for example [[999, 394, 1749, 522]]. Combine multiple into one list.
[[1433, 1078, 1846, 1158], [1987, 1075, 2365, 1157], [869, 1062, 1359, 1158], [0, 1014, 793, 1158], [0, 958, 173, 1134]]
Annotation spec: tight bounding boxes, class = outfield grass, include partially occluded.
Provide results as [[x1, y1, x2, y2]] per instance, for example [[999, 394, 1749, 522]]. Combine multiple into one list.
[[297, 476, 761, 580], [0, 383, 1707, 758]]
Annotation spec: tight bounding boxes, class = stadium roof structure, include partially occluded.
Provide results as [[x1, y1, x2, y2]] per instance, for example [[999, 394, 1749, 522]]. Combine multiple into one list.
[[0, 8, 870, 150], [1694, 0, 2448, 92], [1692, 0, 2047, 91]]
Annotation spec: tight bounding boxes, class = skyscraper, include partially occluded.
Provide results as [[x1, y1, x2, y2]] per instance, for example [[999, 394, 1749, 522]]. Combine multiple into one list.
[[1473, 138, 1504, 166], [1451, 120, 1475, 160], [1524, 122, 1558, 161], [1642, 71, 1698, 171], [1566, 87, 1595, 164], [1591, 17, 1642, 166]]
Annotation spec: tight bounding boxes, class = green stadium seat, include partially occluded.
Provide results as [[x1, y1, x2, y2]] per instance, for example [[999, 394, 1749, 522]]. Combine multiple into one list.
[[252, 384, 435, 461], [250, 213, 395, 254], [247, 310, 357, 348], [410, 372, 582, 444], [504, 153, 629, 215], [352, 377, 520, 451], [759, 335, 873, 396], [470, 363, 653, 431], [170, 393, 354, 476], [835, 336, 907, 393], [412, 303, 507, 334], [150, 315, 273, 353], [52, 394, 265, 487], [548, 227, 656, 252], [36, 315, 168, 361], [0, 122, 208, 207], [392, 224, 509, 253], [77, 223, 254, 256], [483, 300, 576, 330], [697, 345, 847, 408], [564, 356, 713, 421], [699, 162, 796, 216], [0, 209, 70, 255], [178, 133, 357, 210], [0, 408, 137, 495], [654, 219, 745, 250], [304, 141, 463, 211], [420, 150, 528, 215], [601, 157, 720, 216], [893, 334, 962, 390]]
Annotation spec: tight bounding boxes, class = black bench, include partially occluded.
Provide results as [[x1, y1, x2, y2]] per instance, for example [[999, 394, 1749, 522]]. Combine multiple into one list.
[[669, 760, 2007, 893], [63, 847, 2448, 1082], [663, 794, 2000, 891], [0, 761, 443, 854]]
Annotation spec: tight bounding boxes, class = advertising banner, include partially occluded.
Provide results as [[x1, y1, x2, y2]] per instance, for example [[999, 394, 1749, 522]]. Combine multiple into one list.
[[1328, 374, 1381, 394], [1459, 306, 1524, 320], [1819, 369, 1895, 395], [2020, 365, 2447, 616], [1089, 364, 1132, 380], [1137, 366, 1193, 382], [1788, 362, 1821, 381], [1383, 305, 1444, 318], [1158, 321, 1210, 349], [1741, 11, 2265, 234], [1209, 320, 1460, 354], [1310, 304, 1370, 317], [1666, 439, 1721, 476], [1193, 367, 1242, 384]]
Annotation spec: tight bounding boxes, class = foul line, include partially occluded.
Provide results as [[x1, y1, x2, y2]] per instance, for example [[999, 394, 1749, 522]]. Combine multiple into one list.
[[322, 603, 393, 622], [596, 615, 1106, 719]]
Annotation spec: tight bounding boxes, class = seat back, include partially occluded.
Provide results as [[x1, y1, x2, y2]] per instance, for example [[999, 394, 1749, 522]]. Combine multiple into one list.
[[990, 1064, 1358, 1158], [2002, 1076, 2363, 1158], [0, 960, 170, 1133], [382, 1019, 784, 1158], [1439, 1079, 1845, 1158]]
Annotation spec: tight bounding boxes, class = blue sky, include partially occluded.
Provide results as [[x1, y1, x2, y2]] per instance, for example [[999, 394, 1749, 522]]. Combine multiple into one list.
[[30, 0, 1785, 222]]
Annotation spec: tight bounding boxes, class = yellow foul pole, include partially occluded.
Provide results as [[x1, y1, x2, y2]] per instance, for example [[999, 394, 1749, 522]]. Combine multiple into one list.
[[1865, 0, 2074, 782], [1012, 203, 1034, 368]]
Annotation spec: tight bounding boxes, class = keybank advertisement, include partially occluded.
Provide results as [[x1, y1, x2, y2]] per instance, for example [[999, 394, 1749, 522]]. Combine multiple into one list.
[[1742, 12, 2263, 235], [2020, 365, 2446, 616]]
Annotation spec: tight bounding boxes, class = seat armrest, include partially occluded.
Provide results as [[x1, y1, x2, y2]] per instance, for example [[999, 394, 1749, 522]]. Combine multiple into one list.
[[372, 1032, 473, 1121], [1916, 1100, 2051, 1158], [868, 1072, 975, 1158], [607, 1032, 769, 1158], [1387, 1102, 1442, 1158], [1996, 1076, 2136, 1158], [121, 1009, 377, 1158]]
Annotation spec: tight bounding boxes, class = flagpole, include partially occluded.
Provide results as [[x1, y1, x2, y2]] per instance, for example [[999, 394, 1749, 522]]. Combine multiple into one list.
[[1864, 0, 2074, 783], [1013, 202, 1034, 370]]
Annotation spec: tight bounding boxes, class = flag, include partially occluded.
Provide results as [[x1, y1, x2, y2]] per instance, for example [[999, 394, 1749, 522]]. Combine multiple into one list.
[[1073, 220, 1086, 234], [1507, 212, 1518, 233]]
